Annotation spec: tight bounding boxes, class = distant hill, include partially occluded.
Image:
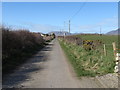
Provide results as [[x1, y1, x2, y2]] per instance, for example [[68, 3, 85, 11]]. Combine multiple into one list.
[[48, 31, 71, 36], [106, 29, 120, 35], [49, 29, 120, 36]]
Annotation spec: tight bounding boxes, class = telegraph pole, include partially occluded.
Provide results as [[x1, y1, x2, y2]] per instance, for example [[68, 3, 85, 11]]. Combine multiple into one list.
[[100, 26, 102, 35], [64, 21, 65, 31], [69, 20, 70, 33]]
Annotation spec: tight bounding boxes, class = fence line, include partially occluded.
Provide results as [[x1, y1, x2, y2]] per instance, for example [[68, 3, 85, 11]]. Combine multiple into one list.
[[112, 42, 120, 74], [102, 42, 119, 74]]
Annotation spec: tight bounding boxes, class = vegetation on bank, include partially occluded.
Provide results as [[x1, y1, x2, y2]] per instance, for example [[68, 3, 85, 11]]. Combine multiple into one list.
[[58, 35, 118, 77], [77, 34, 119, 53], [2, 26, 55, 75]]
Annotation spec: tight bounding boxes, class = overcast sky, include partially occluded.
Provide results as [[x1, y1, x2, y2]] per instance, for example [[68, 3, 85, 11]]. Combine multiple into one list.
[[2, 2, 118, 33]]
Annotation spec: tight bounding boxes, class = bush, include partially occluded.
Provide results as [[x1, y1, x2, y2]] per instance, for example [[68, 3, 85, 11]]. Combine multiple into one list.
[[2, 26, 45, 74], [43, 33, 56, 42], [64, 36, 82, 45], [83, 40, 102, 51]]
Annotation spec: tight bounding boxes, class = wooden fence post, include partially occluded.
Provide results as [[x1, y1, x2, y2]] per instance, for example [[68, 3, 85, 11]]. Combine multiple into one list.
[[103, 44, 107, 56], [112, 42, 116, 57]]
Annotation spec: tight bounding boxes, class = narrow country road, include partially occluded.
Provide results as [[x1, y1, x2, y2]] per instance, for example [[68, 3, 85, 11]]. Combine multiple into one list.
[[3, 39, 104, 88]]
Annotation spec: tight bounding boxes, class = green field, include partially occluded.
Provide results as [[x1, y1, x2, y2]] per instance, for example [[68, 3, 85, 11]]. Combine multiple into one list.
[[59, 35, 119, 77], [77, 34, 119, 54], [76, 34, 118, 46]]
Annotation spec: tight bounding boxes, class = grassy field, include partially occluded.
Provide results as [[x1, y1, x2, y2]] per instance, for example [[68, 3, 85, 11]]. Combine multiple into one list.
[[76, 34, 118, 48], [59, 34, 119, 77]]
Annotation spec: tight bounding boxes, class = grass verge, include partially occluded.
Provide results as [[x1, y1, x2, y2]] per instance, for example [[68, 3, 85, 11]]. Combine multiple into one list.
[[59, 39, 115, 77]]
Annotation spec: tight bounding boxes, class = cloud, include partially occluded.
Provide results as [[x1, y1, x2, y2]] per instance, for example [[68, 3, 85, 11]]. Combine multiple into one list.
[[22, 22, 60, 33], [12, 16, 118, 34], [72, 16, 118, 33], [31, 24, 59, 33], [97, 16, 118, 27]]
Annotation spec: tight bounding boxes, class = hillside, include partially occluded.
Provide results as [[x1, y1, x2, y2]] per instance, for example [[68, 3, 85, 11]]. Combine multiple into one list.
[[48, 31, 71, 36], [106, 29, 120, 35]]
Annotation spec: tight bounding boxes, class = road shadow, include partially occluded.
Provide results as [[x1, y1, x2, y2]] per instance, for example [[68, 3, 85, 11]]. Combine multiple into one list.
[[42, 43, 53, 51], [2, 65, 43, 88], [2, 42, 54, 88]]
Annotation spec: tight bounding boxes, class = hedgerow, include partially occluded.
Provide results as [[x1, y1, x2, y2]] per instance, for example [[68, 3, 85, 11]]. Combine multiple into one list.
[[2, 26, 54, 74]]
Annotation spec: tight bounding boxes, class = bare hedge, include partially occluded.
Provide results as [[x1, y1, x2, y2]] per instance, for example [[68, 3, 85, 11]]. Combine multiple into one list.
[[59, 36, 83, 45], [2, 27, 45, 74]]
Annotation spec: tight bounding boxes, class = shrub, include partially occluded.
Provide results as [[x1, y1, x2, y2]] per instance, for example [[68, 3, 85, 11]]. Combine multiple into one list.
[[2, 26, 45, 74], [83, 40, 102, 51], [64, 36, 82, 45], [43, 33, 55, 42]]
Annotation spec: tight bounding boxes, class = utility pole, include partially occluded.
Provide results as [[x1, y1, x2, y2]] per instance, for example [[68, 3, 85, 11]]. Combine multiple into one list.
[[60, 28, 61, 36], [64, 21, 65, 31], [69, 20, 70, 33], [100, 26, 101, 35]]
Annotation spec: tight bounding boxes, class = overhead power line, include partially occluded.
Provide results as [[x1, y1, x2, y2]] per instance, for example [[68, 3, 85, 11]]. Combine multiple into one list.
[[70, 2, 86, 21], [64, 1, 87, 33]]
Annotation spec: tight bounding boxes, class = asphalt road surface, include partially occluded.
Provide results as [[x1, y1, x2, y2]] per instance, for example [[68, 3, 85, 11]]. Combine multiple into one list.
[[3, 39, 104, 88]]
